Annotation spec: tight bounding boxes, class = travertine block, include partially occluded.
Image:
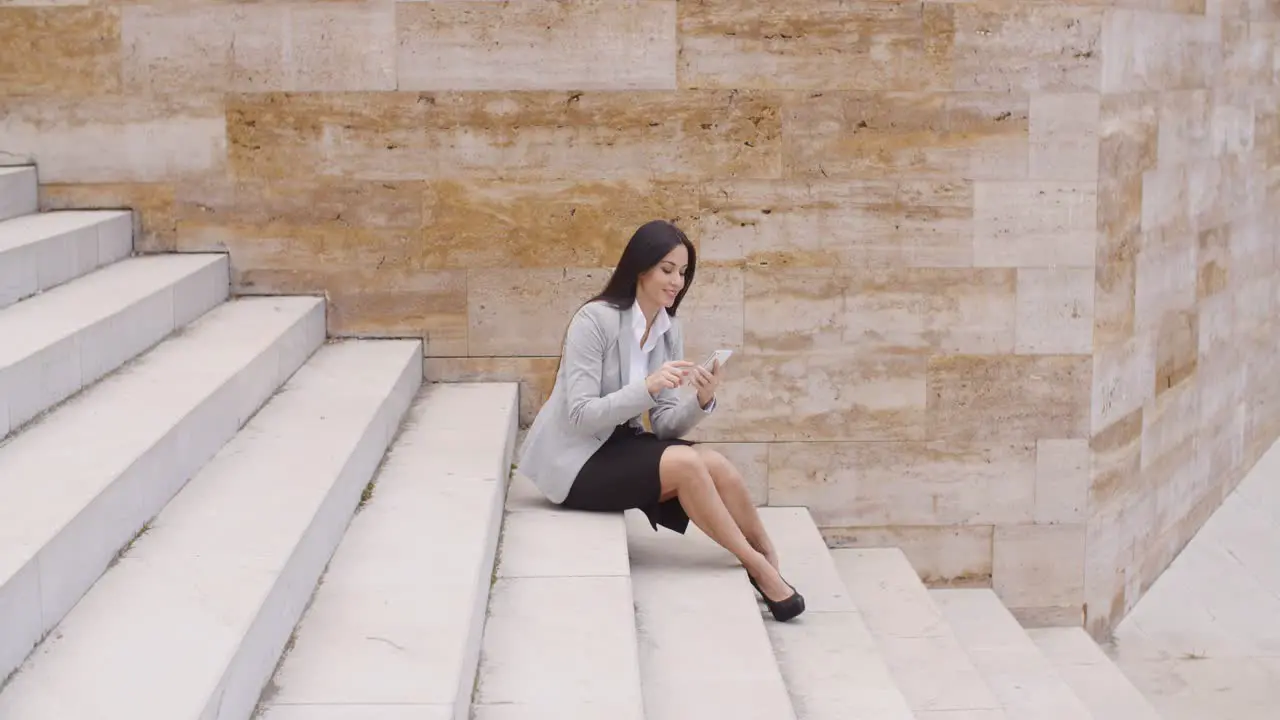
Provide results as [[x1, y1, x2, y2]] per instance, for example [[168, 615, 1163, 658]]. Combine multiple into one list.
[[397, 0, 676, 91], [1153, 309, 1198, 395], [782, 92, 1029, 180], [1101, 10, 1221, 93], [1141, 378, 1198, 469], [1035, 439, 1089, 524], [0, 96, 225, 183], [0, 7, 120, 95], [696, 179, 973, 268], [702, 352, 927, 442], [1157, 90, 1214, 167], [678, 266, 745, 364], [993, 524, 1086, 611], [678, 0, 953, 91], [973, 181, 1097, 267], [1089, 408, 1144, 512], [423, 356, 560, 427], [1092, 333, 1156, 434], [122, 3, 396, 93], [744, 267, 1016, 355], [1197, 224, 1231, 299], [950, 5, 1104, 93], [1030, 93, 1100, 180], [466, 268, 608, 357], [768, 442, 1036, 527], [1015, 267, 1094, 355], [227, 91, 782, 181], [927, 355, 1091, 442], [40, 182, 175, 253], [823, 525, 994, 586], [1134, 229, 1197, 334], [1095, 252, 1137, 347]]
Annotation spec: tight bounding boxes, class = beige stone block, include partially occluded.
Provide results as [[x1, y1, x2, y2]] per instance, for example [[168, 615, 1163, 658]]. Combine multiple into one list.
[[397, 0, 676, 91], [1091, 333, 1156, 434], [466, 268, 610, 357], [1035, 439, 1089, 524], [701, 443, 769, 506], [1198, 224, 1231, 299], [39, 182, 176, 253], [950, 5, 1103, 93], [1100, 9, 1220, 93], [0, 7, 120, 95], [423, 356, 560, 428], [1015, 267, 1094, 355], [0, 95, 225, 183], [1146, 432, 1211, 539], [696, 179, 973, 268], [677, 0, 953, 91], [993, 524, 1086, 611], [927, 355, 1091, 442], [768, 442, 1035, 527], [121, 3, 396, 93], [1030, 93, 1100, 181], [1141, 379, 1198, 472], [1099, 93, 1159, 182], [1089, 407, 1144, 513], [782, 92, 1028, 180], [1094, 254, 1136, 347], [1157, 90, 1213, 167], [227, 90, 782, 181], [744, 267, 1015, 356], [678, 266, 744, 366], [699, 352, 927, 442], [973, 181, 1097, 267], [823, 525, 994, 586], [422, 180, 698, 269]]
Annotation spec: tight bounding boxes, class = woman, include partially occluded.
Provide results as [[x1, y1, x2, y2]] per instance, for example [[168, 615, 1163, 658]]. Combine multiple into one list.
[[517, 220, 805, 622]]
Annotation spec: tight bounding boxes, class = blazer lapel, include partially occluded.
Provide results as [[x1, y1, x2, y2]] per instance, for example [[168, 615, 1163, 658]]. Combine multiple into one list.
[[617, 304, 633, 384]]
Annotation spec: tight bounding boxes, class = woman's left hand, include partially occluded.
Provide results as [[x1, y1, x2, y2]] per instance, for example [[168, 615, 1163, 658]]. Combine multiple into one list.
[[690, 360, 722, 408]]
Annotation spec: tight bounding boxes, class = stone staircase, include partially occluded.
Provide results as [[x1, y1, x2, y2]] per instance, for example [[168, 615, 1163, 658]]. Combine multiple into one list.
[[0, 164, 1165, 719]]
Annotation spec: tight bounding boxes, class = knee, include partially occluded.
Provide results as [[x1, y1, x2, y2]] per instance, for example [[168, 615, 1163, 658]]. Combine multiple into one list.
[[697, 448, 745, 491], [661, 445, 710, 487]]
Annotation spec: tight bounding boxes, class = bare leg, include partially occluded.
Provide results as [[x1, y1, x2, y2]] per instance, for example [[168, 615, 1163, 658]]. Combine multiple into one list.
[[659, 446, 791, 602], [693, 447, 780, 573]]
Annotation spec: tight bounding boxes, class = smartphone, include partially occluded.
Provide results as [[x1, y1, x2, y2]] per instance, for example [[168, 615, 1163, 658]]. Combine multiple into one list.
[[702, 349, 734, 370]]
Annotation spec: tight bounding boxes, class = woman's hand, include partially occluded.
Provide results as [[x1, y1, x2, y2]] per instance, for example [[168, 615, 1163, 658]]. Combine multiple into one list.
[[646, 361, 694, 396], [690, 359, 723, 408]]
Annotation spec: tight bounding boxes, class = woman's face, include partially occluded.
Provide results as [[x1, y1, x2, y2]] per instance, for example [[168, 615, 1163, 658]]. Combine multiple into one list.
[[638, 243, 689, 310]]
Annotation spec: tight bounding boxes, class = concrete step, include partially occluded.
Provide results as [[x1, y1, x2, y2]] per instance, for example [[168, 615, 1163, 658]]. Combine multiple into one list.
[[931, 589, 1094, 720], [0, 210, 133, 309], [466, 475, 645, 719], [0, 166, 37, 223], [0, 253, 229, 437], [830, 548, 1006, 719], [626, 512, 795, 720], [755, 508, 915, 720], [0, 296, 325, 685], [1026, 627, 1163, 720], [257, 382, 519, 720], [0, 339, 422, 719]]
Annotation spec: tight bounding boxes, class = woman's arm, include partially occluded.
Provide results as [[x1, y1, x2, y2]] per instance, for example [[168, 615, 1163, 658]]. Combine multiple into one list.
[[649, 320, 715, 440], [562, 305, 657, 436]]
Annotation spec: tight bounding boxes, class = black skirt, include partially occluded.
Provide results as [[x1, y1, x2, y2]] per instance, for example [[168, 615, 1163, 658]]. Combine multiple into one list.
[[562, 424, 695, 534]]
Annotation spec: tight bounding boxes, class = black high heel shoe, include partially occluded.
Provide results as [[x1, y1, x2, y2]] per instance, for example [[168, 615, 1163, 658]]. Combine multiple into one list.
[[748, 574, 806, 622]]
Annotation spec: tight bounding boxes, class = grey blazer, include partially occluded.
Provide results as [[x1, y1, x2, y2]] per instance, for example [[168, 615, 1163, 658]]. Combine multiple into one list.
[[517, 300, 713, 504]]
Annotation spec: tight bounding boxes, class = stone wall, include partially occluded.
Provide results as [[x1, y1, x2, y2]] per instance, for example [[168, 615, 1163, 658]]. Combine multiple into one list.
[[1, 0, 1276, 636]]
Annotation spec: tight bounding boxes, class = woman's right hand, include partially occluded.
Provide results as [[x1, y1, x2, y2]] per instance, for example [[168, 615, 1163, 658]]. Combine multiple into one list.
[[647, 361, 694, 396]]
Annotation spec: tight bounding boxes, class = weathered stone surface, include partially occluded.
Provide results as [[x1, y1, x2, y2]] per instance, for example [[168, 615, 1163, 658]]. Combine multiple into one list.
[[466, 268, 609, 357], [1092, 333, 1156, 434], [927, 355, 1091, 442], [40, 182, 176, 253], [0, 7, 120, 95], [949, 4, 1103, 93], [973, 181, 1097, 267], [226, 91, 783, 181], [423, 356, 560, 427], [1030, 93, 1100, 181], [1015, 267, 1095, 355], [398, 0, 676, 91], [823, 525, 994, 587], [1035, 439, 1090, 524], [993, 524, 1087, 612], [781, 92, 1029, 180]]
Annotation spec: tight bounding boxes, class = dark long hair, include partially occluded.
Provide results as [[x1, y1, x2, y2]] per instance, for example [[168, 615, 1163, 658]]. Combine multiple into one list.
[[588, 220, 697, 315]]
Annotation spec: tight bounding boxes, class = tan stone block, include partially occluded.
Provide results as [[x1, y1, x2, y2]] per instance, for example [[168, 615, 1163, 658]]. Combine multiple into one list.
[[1015, 267, 1094, 355], [993, 524, 1086, 611], [1141, 377, 1198, 470], [227, 91, 782, 181], [1098, 93, 1159, 182], [698, 352, 927, 442], [121, 3, 396, 93], [1035, 439, 1089, 524], [1091, 332, 1155, 434], [466, 268, 609, 357], [422, 180, 698, 269], [973, 181, 1097, 267], [1198, 224, 1231, 299], [696, 179, 973, 268], [768, 441, 1035, 527], [701, 443, 769, 506], [949, 4, 1103, 93], [927, 355, 1091, 442], [0, 95, 225, 183], [1153, 309, 1198, 397], [1094, 254, 1136, 347], [744, 267, 1016, 355], [781, 92, 1028, 180], [677, 0, 953, 91], [1089, 406, 1144, 512], [423, 356, 560, 428], [398, 0, 675, 91], [822, 525, 994, 587], [1029, 93, 1100, 181], [1146, 431, 1210, 539], [0, 7, 120, 95], [39, 182, 175, 253]]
